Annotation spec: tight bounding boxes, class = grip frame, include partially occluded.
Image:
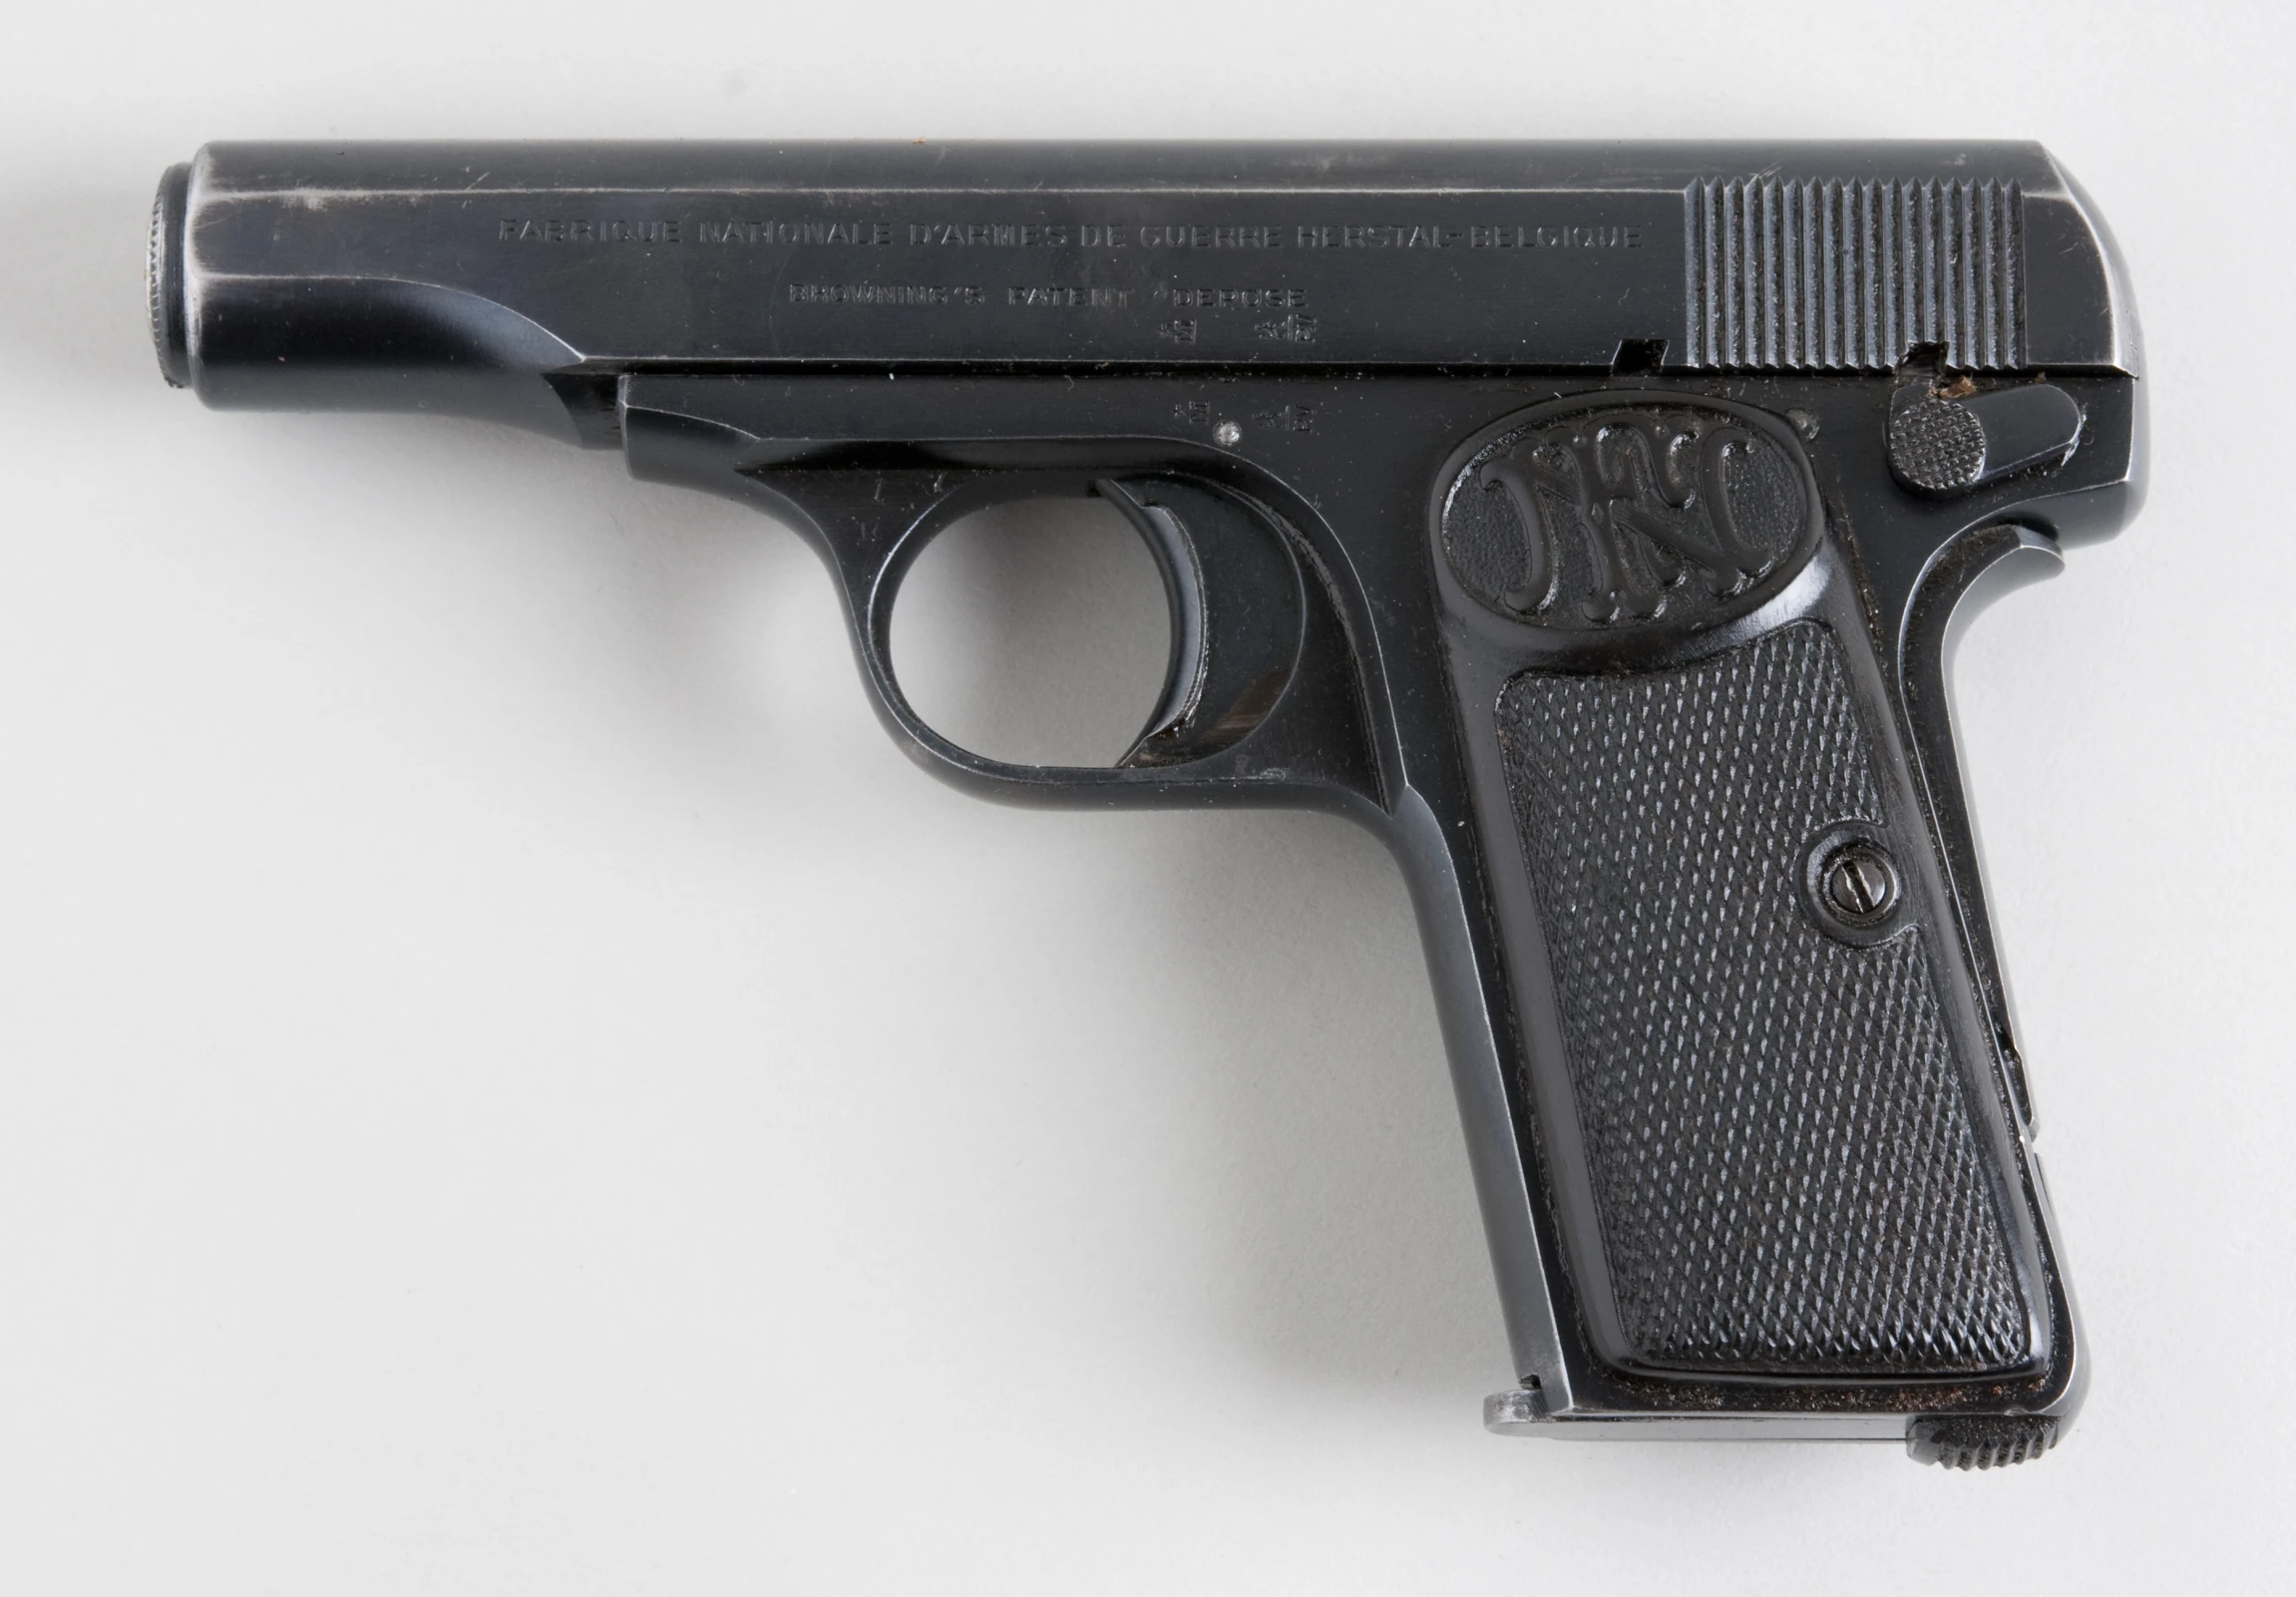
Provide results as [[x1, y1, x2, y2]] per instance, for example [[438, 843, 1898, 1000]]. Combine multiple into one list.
[[612, 369, 2131, 1448]]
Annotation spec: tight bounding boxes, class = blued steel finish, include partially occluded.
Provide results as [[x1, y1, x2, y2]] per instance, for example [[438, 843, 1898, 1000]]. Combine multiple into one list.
[[150, 142, 2143, 1460]]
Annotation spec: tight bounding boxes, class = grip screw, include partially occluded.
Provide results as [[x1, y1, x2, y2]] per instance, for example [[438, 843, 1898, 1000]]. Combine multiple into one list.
[[1820, 840, 1900, 924]]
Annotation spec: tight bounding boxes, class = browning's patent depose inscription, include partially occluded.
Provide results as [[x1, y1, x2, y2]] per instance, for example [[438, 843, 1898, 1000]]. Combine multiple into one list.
[[1440, 399, 1819, 632]]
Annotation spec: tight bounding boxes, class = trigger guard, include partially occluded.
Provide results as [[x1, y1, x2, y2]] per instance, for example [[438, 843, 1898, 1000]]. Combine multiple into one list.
[[760, 456, 1373, 813]]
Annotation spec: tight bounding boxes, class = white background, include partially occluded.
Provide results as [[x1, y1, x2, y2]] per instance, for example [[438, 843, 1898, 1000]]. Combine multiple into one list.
[[3, 3, 2289, 1592]]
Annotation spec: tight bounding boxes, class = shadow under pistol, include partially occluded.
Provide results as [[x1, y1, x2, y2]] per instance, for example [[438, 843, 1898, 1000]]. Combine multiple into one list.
[[148, 141, 2143, 1468]]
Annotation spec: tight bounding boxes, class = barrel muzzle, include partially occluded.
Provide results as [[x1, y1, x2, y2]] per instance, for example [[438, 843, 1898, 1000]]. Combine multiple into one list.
[[148, 164, 191, 388]]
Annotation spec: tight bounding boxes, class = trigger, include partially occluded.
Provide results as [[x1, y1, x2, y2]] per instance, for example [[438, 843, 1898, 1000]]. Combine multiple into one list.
[[1095, 477, 1304, 769]]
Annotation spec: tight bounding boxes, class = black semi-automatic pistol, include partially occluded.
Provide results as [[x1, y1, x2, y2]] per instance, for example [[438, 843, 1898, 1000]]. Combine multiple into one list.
[[148, 142, 2141, 1467]]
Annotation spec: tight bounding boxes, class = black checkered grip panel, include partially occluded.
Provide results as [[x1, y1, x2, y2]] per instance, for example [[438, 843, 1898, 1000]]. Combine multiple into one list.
[[1494, 623, 2031, 1375]]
